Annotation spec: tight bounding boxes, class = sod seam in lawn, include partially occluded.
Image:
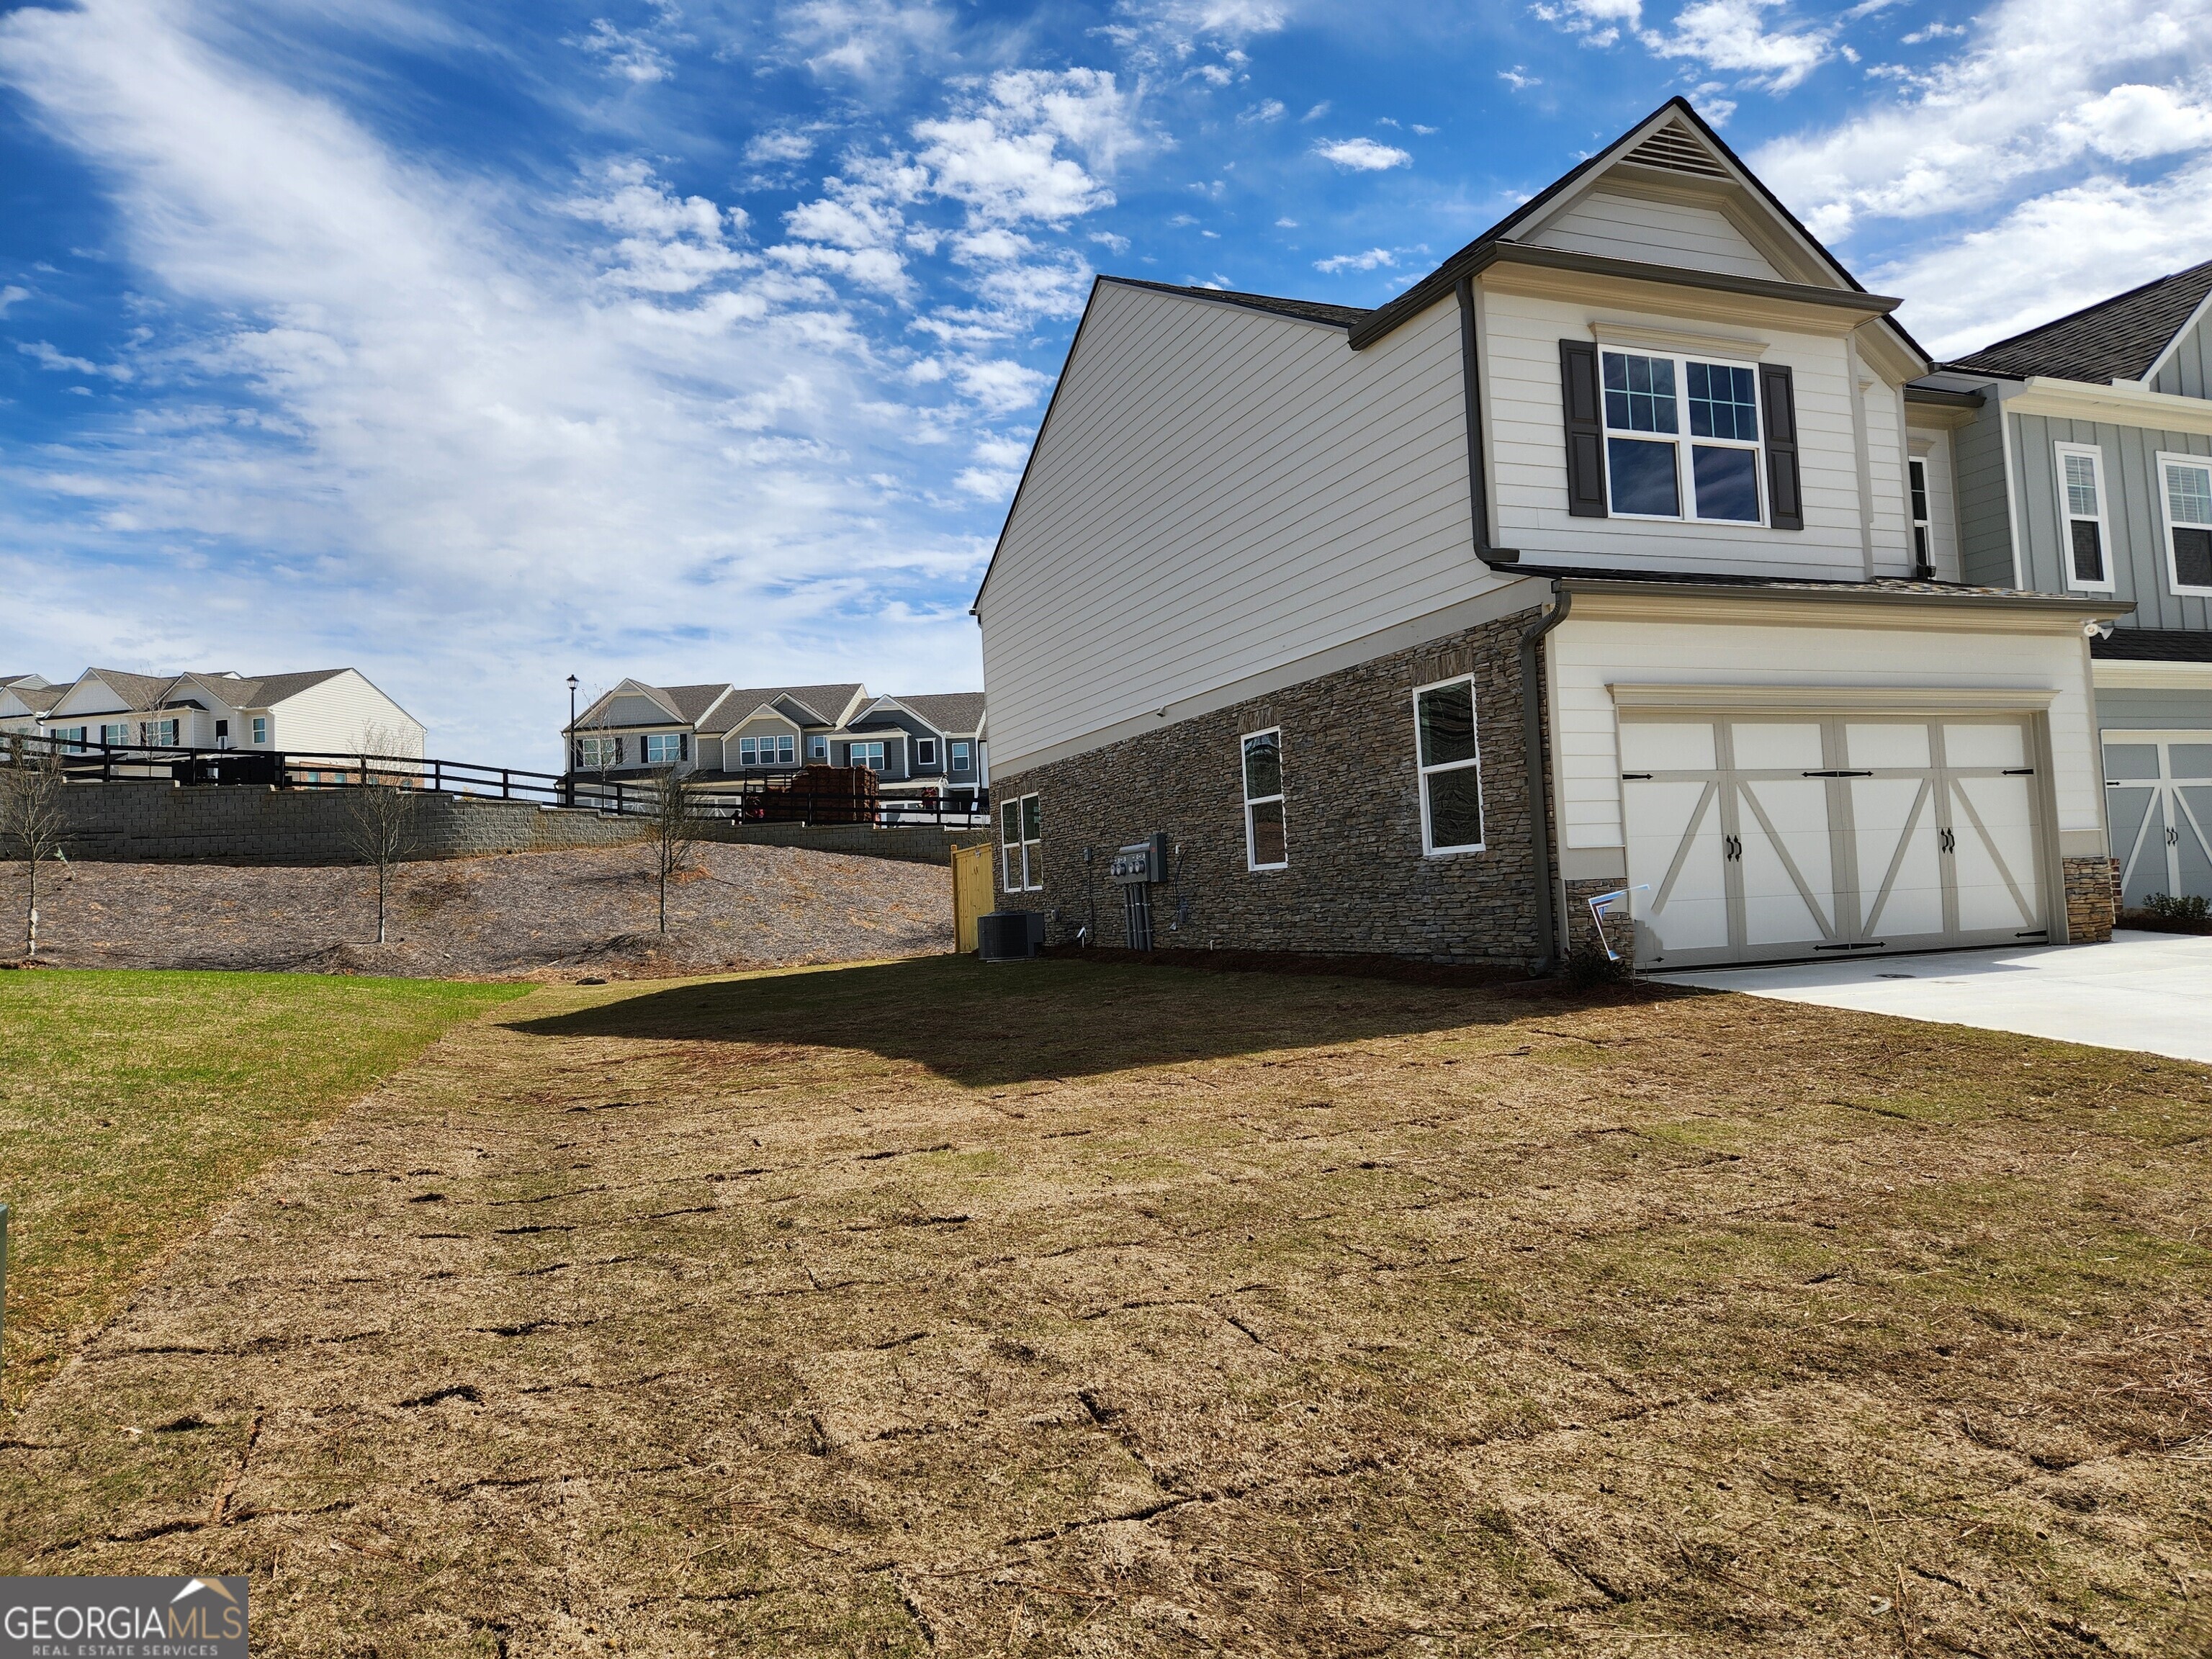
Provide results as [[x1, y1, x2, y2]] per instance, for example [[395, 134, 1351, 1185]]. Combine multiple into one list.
[[0, 970, 529, 1411]]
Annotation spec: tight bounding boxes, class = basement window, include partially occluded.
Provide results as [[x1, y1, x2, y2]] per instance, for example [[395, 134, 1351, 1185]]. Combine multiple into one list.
[[1241, 729, 1288, 870]]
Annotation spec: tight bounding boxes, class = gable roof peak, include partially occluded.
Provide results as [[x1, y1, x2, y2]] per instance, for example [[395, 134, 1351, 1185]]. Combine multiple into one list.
[[1618, 111, 1732, 179]]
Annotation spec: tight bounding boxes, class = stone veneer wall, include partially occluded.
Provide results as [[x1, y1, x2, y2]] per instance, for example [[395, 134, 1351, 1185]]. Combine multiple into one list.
[[989, 608, 1548, 966], [45, 782, 969, 868], [2062, 855, 2118, 944]]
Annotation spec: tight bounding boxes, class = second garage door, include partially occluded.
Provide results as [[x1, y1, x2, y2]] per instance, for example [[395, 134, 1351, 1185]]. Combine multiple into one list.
[[1621, 714, 2051, 968]]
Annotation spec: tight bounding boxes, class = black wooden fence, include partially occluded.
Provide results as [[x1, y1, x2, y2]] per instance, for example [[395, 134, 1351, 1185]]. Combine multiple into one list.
[[1, 732, 990, 827]]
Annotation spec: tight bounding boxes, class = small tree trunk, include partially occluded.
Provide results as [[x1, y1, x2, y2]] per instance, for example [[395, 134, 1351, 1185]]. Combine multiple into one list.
[[659, 860, 668, 933], [24, 859, 36, 959], [376, 864, 387, 945]]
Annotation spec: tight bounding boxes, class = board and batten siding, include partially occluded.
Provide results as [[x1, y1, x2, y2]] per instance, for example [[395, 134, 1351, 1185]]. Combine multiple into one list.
[[2009, 412, 2212, 630], [2151, 310, 2212, 400], [1522, 192, 1780, 281], [1953, 397, 2015, 589], [979, 282, 1491, 773], [273, 670, 425, 755], [1481, 289, 1914, 577], [1545, 614, 2105, 853], [1906, 426, 1964, 583]]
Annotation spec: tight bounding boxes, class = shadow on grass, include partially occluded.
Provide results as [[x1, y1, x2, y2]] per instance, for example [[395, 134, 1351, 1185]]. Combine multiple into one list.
[[508, 952, 1680, 1087]]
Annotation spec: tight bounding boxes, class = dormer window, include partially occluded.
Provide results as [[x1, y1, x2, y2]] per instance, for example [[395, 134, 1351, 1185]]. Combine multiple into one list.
[[1601, 350, 1763, 524]]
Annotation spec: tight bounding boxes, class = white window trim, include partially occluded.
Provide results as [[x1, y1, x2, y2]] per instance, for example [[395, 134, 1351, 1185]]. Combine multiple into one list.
[[2054, 441, 2116, 593], [2154, 449, 2212, 598], [1240, 727, 1288, 872], [251, 717, 269, 745], [851, 739, 887, 772], [1908, 457, 1932, 573], [1413, 674, 1488, 858], [642, 732, 685, 765], [1000, 792, 1042, 892], [808, 736, 828, 761], [1599, 347, 1766, 528], [950, 740, 971, 772], [915, 737, 938, 766]]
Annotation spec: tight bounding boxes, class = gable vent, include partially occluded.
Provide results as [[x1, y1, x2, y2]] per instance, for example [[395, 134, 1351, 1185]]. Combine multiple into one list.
[[1623, 120, 1730, 178]]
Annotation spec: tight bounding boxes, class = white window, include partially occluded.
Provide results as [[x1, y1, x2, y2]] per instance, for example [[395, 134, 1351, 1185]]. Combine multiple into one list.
[[1241, 728, 1287, 870], [643, 732, 685, 765], [251, 717, 268, 745], [141, 719, 177, 747], [739, 734, 794, 765], [1909, 457, 1932, 576], [1601, 350, 1763, 525], [851, 740, 886, 771], [575, 735, 619, 769], [915, 737, 938, 766], [100, 721, 130, 747], [808, 736, 827, 761], [1413, 676, 1486, 855], [2055, 442, 2113, 590], [51, 726, 87, 752], [1000, 792, 1042, 891], [950, 740, 971, 773], [2157, 451, 2212, 595]]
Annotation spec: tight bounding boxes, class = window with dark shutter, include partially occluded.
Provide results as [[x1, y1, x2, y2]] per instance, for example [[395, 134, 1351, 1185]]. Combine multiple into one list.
[[1557, 340, 1607, 518], [1759, 364, 1802, 530]]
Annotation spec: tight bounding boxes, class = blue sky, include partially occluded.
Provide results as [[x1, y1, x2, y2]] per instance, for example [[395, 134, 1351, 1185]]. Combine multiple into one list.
[[2, 0, 2209, 763]]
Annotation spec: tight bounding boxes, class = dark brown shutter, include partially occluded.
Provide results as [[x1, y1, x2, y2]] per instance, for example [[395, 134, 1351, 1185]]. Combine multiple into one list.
[[1559, 340, 1607, 518], [1761, 364, 1802, 530]]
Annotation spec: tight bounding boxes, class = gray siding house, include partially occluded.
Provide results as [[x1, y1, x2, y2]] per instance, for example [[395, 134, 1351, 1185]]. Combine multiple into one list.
[[567, 679, 987, 806], [1928, 261, 2212, 907]]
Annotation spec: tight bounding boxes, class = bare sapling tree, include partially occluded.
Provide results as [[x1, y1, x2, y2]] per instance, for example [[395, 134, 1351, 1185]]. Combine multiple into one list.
[[0, 738, 71, 960], [647, 765, 706, 933], [345, 776, 417, 945]]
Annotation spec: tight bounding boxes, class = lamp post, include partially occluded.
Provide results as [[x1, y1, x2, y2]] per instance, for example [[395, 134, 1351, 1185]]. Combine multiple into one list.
[[565, 675, 580, 807]]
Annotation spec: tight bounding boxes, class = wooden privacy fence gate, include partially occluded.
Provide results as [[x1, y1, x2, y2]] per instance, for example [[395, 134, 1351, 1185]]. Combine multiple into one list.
[[950, 842, 994, 953]]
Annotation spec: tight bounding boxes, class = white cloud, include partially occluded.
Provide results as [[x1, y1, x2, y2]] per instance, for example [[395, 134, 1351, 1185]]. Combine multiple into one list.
[[1641, 0, 1830, 91], [1531, 0, 1640, 48], [745, 128, 818, 165], [954, 358, 1048, 413], [1090, 229, 1131, 253], [1753, 0, 2212, 240], [1238, 97, 1285, 123], [914, 69, 1138, 225], [567, 17, 673, 84], [1313, 247, 1393, 273], [1105, 0, 1288, 72], [1300, 99, 1328, 120], [1498, 65, 1540, 90], [1879, 159, 2212, 359], [1313, 136, 1411, 171], [1274, 215, 1297, 227], [0, 284, 28, 315], [1899, 22, 1965, 43], [0, 0, 989, 759]]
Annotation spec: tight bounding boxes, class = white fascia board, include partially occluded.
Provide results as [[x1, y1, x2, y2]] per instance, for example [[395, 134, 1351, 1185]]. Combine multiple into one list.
[[2009, 376, 2212, 436]]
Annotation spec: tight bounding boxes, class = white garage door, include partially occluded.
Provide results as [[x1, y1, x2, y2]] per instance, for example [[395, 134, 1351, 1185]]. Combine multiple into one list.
[[2104, 732, 2212, 907], [1621, 714, 2050, 968]]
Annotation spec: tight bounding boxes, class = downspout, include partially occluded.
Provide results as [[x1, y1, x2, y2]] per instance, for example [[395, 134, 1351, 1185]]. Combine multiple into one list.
[[1520, 583, 1570, 974]]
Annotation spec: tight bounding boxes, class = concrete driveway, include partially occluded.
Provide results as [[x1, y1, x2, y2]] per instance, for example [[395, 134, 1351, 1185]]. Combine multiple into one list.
[[1660, 930, 2212, 1064]]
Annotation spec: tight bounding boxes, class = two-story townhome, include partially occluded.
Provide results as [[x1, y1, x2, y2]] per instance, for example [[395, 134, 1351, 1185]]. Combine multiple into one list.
[[975, 98, 2126, 970], [14, 667, 423, 755], [0, 674, 62, 735], [1923, 262, 2212, 909], [567, 680, 988, 807]]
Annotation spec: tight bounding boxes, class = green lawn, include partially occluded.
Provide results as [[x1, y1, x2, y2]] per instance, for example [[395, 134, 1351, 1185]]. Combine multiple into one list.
[[0, 970, 527, 1410]]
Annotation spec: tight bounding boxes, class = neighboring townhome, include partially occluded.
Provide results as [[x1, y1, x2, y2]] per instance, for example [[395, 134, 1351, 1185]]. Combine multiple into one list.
[[566, 680, 987, 806], [24, 667, 423, 756], [0, 674, 62, 736], [975, 97, 2126, 971], [1923, 261, 2212, 909]]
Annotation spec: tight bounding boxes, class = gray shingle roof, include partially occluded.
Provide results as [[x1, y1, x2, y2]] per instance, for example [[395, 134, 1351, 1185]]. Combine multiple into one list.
[[703, 683, 865, 730], [894, 692, 986, 734], [2092, 628, 2212, 663], [7, 684, 63, 713], [659, 683, 737, 723], [1946, 259, 2212, 384]]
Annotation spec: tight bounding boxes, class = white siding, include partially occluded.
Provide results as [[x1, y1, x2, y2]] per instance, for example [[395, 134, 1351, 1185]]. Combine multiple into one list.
[[1524, 191, 1781, 280], [1547, 614, 2103, 850], [979, 283, 1496, 772], [1483, 286, 1912, 577], [270, 671, 425, 756], [1908, 426, 1963, 583]]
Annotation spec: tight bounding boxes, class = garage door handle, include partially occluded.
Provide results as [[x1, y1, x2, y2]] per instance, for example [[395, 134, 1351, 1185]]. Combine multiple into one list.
[[1723, 835, 1741, 860], [1801, 769, 1871, 778], [1938, 827, 1955, 853], [2002, 768, 2035, 776], [1620, 772, 1653, 780]]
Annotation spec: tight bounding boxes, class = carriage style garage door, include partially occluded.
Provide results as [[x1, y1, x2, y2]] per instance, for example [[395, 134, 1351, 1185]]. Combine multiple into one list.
[[2104, 732, 2212, 908], [1621, 713, 2052, 968]]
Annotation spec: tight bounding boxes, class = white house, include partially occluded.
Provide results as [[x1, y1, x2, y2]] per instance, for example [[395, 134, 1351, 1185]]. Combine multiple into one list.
[[19, 667, 424, 757], [974, 99, 2124, 969]]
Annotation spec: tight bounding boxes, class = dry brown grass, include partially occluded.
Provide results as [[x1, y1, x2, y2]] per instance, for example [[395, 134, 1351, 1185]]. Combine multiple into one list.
[[2, 956, 2208, 1656]]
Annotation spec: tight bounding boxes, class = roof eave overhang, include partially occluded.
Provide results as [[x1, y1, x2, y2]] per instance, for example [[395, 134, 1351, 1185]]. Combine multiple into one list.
[[1552, 574, 2133, 624], [1348, 243, 1906, 352]]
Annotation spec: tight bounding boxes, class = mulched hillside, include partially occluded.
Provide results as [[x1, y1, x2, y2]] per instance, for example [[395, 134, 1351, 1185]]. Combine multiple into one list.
[[0, 842, 952, 979]]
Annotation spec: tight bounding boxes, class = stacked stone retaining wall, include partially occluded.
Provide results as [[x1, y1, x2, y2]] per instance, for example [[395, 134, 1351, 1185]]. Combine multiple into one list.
[[43, 782, 969, 867]]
